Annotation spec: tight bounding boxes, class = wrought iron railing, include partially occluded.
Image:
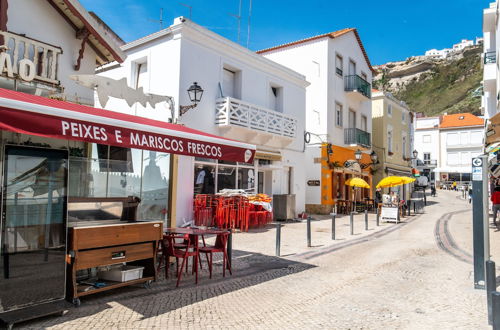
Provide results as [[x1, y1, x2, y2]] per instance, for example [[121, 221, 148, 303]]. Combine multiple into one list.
[[344, 75, 371, 98], [215, 97, 297, 138], [344, 128, 371, 147]]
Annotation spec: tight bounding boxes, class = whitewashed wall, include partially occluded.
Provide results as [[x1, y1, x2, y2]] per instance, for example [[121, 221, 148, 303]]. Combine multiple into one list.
[[8, 0, 98, 104]]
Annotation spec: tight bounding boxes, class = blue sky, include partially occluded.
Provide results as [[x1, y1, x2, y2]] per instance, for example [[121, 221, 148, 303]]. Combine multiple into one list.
[[81, 0, 486, 65]]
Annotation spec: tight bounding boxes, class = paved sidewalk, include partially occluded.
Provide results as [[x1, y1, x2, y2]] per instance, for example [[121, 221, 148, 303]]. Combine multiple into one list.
[[22, 190, 488, 329]]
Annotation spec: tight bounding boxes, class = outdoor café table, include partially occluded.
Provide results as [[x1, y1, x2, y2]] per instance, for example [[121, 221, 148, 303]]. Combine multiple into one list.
[[164, 227, 231, 270]]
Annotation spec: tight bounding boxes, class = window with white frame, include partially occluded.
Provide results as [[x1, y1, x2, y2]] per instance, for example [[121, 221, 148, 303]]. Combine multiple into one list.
[[361, 115, 367, 132], [459, 132, 469, 145], [460, 151, 471, 165], [422, 135, 431, 143], [471, 131, 483, 145], [269, 84, 283, 112], [335, 102, 343, 127], [194, 158, 256, 193], [447, 132, 458, 145], [335, 54, 343, 76], [423, 152, 431, 164], [447, 152, 459, 165]]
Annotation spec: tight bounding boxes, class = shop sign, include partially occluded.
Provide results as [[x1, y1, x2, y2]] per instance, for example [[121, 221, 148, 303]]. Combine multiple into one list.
[[381, 207, 398, 222], [0, 105, 255, 163], [307, 180, 320, 186], [0, 53, 36, 82]]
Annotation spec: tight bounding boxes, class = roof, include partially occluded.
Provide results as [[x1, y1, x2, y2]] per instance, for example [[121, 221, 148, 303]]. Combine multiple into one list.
[[47, 0, 125, 64], [256, 28, 375, 73], [439, 113, 484, 129]]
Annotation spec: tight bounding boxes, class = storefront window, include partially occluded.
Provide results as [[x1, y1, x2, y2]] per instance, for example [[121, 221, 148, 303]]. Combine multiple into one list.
[[217, 166, 236, 191], [68, 144, 171, 222], [194, 163, 215, 194], [238, 167, 255, 192]]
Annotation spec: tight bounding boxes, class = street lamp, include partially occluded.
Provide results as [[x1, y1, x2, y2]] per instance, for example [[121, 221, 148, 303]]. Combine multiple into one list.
[[179, 82, 204, 116], [344, 149, 379, 169], [412, 149, 418, 159]]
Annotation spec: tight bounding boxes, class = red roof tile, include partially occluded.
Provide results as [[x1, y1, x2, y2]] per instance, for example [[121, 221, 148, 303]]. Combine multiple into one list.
[[439, 113, 484, 129], [256, 28, 374, 73]]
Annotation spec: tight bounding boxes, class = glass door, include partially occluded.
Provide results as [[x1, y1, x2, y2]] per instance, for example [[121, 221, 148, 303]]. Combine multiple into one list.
[[0, 146, 68, 312]]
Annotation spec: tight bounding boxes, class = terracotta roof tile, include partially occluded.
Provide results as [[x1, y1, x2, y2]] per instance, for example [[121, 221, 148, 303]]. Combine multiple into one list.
[[439, 113, 484, 129], [256, 28, 374, 73]]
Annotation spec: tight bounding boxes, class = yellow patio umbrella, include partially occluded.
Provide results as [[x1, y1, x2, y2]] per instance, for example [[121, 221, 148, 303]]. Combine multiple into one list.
[[345, 177, 370, 189], [345, 177, 370, 212], [376, 176, 405, 188], [398, 176, 416, 184]]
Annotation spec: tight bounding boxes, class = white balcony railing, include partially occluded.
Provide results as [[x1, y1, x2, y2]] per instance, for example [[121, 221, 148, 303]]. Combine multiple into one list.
[[1, 31, 62, 85], [215, 97, 297, 138]]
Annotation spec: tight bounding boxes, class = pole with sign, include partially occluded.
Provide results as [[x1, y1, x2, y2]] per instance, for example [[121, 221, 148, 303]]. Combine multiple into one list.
[[472, 155, 490, 289]]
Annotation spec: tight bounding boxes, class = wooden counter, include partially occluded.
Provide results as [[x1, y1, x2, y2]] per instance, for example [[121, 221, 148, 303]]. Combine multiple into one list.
[[66, 221, 163, 306]]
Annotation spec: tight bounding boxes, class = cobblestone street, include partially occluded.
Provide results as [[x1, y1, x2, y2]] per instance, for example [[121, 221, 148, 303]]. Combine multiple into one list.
[[23, 190, 491, 329]]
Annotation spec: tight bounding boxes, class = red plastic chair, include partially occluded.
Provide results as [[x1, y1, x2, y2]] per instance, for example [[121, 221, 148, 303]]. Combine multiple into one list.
[[161, 234, 199, 287], [199, 233, 232, 278]]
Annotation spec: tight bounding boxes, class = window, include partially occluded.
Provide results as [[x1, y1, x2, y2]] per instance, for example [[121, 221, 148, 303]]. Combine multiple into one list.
[[447, 133, 458, 145], [348, 109, 356, 128], [423, 152, 431, 165], [348, 59, 356, 76], [460, 151, 471, 165], [387, 104, 392, 116], [459, 132, 469, 145], [422, 135, 431, 143], [335, 102, 343, 127], [335, 54, 343, 76], [402, 111, 406, 123], [471, 131, 483, 144], [223, 68, 236, 98], [361, 115, 367, 132], [447, 152, 459, 165], [194, 159, 256, 193], [387, 129, 393, 153], [134, 61, 148, 90], [269, 84, 283, 112], [402, 135, 407, 158]]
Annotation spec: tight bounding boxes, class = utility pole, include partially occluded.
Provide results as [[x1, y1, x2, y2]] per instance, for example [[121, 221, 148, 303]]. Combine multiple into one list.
[[229, 0, 242, 44], [179, 3, 192, 19], [148, 8, 164, 30], [246, 0, 252, 48]]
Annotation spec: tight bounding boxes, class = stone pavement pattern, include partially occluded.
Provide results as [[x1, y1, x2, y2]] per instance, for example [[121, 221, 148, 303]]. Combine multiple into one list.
[[23, 190, 488, 329]]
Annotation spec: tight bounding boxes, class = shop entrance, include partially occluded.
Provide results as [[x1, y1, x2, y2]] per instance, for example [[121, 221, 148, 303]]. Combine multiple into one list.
[[0, 146, 68, 312]]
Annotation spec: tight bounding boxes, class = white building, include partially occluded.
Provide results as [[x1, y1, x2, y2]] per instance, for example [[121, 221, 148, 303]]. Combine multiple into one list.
[[453, 39, 474, 51], [414, 114, 484, 185], [483, 1, 499, 119], [424, 48, 452, 59], [0, 0, 124, 104], [257, 28, 374, 214], [98, 17, 309, 222], [414, 116, 440, 182]]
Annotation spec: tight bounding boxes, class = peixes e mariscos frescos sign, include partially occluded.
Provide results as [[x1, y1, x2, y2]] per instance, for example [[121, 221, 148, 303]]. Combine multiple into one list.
[[0, 97, 255, 163]]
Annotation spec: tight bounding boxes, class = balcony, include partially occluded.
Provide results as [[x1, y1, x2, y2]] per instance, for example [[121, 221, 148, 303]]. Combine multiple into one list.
[[344, 75, 371, 100], [0, 31, 62, 85], [215, 97, 298, 148], [424, 159, 437, 166], [344, 128, 371, 149]]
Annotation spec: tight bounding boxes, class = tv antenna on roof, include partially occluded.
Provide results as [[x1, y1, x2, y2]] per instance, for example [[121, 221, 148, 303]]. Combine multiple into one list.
[[148, 8, 165, 30], [179, 3, 192, 19], [229, 0, 242, 44]]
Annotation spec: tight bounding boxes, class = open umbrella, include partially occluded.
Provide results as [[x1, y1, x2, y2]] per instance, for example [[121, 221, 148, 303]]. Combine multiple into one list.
[[398, 176, 416, 185], [376, 176, 405, 188], [345, 178, 370, 212], [345, 177, 370, 188]]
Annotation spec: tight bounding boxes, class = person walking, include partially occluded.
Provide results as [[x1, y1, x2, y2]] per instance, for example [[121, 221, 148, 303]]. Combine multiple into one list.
[[491, 186, 500, 225], [452, 181, 457, 191]]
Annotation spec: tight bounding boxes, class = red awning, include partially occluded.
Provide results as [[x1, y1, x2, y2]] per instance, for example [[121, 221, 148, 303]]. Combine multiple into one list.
[[0, 88, 255, 163]]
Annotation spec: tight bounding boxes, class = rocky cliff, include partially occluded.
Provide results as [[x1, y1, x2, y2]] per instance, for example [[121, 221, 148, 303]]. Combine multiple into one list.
[[373, 46, 482, 116]]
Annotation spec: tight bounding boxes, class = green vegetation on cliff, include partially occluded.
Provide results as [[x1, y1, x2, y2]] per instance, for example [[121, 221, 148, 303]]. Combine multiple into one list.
[[374, 47, 482, 116]]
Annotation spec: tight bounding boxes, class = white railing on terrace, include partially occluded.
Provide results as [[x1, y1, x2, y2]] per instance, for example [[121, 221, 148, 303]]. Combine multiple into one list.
[[1, 31, 62, 85], [215, 97, 297, 138]]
